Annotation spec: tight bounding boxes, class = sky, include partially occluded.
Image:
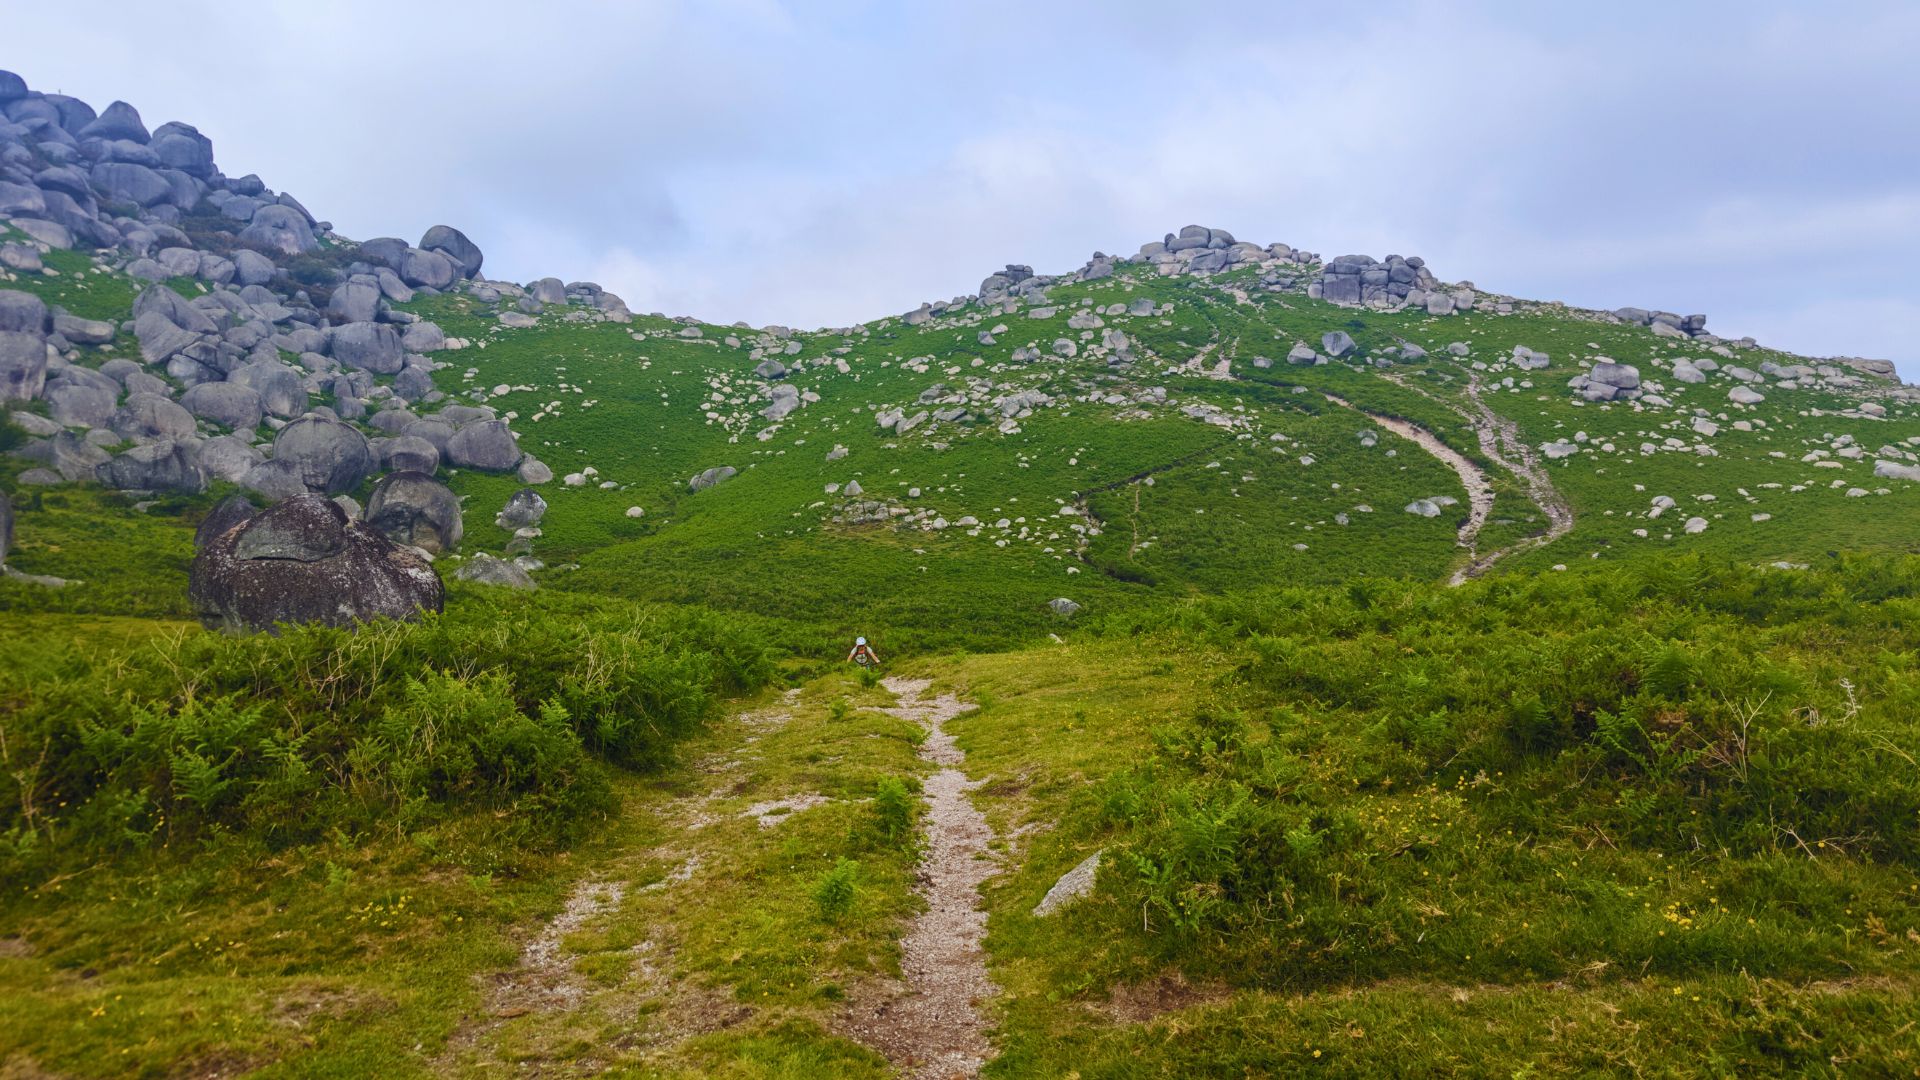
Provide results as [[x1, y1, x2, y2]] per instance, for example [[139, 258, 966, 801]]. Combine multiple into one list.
[[9, 0, 1919, 378]]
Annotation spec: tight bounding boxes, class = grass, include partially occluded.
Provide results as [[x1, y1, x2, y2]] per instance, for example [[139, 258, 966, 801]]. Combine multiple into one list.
[[917, 557, 1920, 1075], [5, 243, 1920, 1075]]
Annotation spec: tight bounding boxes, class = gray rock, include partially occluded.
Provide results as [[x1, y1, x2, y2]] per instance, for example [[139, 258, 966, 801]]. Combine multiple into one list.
[[51, 313, 114, 345], [1588, 361, 1641, 390], [377, 434, 440, 473], [495, 488, 548, 529], [516, 457, 552, 484], [0, 329, 48, 401], [1728, 386, 1765, 405], [393, 365, 434, 403], [149, 122, 214, 177], [182, 381, 264, 432], [444, 419, 520, 471], [90, 161, 172, 206], [329, 322, 404, 374], [195, 434, 266, 483], [133, 311, 200, 366], [1032, 851, 1101, 916], [420, 225, 483, 278], [689, 465, 737, 492], [45, 382, 116, 428], [230, 362, 308, 418], [270, 415, 374, 495], [133, 283, 217, 333], [529, 277, 566, 305], [1321, 331, 1356, 358], [364, 471, 463, 553], [453, 551, 534, 590], [1048, 597, 1080, 617], [0, 70, 24, 103], [194, 493, 257, 551], [235, 204, 315, 256], [326, 281, 381, 325], [0, 242, 42, 273], [403, 417, 455, 453], [398, 247, 455, 290], [231, 249, 275, 287], [190, 494, 444, 632], [111, 392, 195, 442], [78, 100, 148, 143], [400, 320, 446, 353], [0, 289, 49, 333], [98, 438, 205, 493]]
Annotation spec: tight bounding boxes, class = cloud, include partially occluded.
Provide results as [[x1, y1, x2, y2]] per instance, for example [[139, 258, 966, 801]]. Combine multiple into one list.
[[4, 1, 1917, 378]]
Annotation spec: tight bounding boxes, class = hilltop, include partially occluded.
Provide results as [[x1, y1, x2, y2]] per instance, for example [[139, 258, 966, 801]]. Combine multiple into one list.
[[4, 69, 1920, 1078]]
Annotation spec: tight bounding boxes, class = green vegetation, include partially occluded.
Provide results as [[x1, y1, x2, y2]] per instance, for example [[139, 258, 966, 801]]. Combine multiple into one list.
[[5, 246, 1920, 1074]]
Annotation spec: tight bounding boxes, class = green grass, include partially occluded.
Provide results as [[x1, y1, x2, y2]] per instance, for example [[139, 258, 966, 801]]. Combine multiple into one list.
[[5, 245, 1920, 1075]]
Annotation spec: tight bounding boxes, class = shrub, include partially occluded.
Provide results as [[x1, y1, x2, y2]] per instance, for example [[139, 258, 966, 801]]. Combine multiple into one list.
[[811, 858, 860, 922], [0, 591, 772, 878]]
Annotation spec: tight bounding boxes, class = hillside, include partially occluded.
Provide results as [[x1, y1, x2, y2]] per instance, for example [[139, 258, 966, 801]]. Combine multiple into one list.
[[4, 69, 1920, 1077]]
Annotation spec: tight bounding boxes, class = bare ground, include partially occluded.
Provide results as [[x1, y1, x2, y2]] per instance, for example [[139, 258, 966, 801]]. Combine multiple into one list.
[[842, 677, 1000, 1079]]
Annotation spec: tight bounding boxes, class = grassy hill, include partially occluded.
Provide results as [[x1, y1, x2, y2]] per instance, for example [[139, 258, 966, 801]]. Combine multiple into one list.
[[5, 239, 1920, 1076]]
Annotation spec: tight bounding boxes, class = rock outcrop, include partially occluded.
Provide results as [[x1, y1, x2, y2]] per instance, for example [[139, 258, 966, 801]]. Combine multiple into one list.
[[189, 495, 443, 632]]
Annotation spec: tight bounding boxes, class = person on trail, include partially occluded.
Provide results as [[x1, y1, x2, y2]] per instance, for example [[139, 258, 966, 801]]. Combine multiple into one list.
[[847, 636, 880, 667]]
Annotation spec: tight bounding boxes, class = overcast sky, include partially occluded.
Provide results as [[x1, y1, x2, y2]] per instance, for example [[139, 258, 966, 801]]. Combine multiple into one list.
[[10, 1, 1919, 377]]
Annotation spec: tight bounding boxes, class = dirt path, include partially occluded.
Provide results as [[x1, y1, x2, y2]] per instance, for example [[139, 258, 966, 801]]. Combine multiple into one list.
[[1323, 392, 1494, 554], [441, 690, 804, 1071], [1330, 378, 1575, 585], [843, 677, 999, 1079], [1446, 373, 1575, 583]]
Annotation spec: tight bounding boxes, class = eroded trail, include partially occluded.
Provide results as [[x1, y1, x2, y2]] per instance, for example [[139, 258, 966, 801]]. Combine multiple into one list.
[[1447, 373, 1575, 582], [1324, 392, 1495, 553], [1331, 377, 1575, 586], [844, 677, 999, 1079]]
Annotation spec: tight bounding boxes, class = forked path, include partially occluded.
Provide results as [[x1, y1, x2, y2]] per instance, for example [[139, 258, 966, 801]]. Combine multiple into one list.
[[844, 677, 999, 1078]]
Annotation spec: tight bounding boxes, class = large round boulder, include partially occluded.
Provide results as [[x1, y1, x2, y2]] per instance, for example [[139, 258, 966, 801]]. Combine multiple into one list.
[[112, 392, 196, 442], [1, 331, 50, 403], [231, 361, 308, 418], [97, 439, 206, 493], [196, 434, 266, 483], [445, 419, 520, 471], [182, 381, 265, 432], [376, 435, 440, 474], [149, 122, 214, 178], [364, 471, 463, 553], [399, 247, 455, 290], [189, 495, 444, 632], [236, 204, 316, 256], [78, 100, 148, 143], [270, 415, 374, 496], [329, 322, 404, 375], [0, 290, 50, 334], [420, 225, 483, 278]]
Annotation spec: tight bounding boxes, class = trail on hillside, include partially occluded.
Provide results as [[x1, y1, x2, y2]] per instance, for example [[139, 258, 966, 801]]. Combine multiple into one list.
[[1444, 373, 1575, 582], [440, 691, 804, 1072], [1322, 392, 1494, 553], [1333, 375, 1575, 585], [843, 678, 999, 1079]]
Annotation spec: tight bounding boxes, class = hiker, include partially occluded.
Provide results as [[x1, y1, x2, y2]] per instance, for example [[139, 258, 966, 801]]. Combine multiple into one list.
[[847, 636, 880, 667]]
